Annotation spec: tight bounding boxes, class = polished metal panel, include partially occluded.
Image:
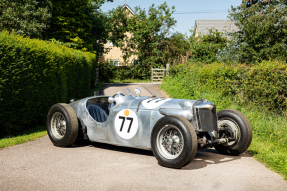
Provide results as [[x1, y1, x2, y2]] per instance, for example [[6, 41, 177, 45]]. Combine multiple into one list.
[[70, 95, 152, 150], [68, 89, 218, 151], [159, 109, 193, 121], [178, 100, 195, 110], [197, 102, 215, 110]]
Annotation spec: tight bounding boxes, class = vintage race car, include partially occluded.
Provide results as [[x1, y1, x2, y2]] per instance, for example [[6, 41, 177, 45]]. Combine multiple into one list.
[[46, 88, 252, 168]]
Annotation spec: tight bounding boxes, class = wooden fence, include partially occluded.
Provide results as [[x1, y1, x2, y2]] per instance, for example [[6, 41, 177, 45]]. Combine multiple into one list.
[[151, 64, 169, 83], [95, 67, 99, 86]]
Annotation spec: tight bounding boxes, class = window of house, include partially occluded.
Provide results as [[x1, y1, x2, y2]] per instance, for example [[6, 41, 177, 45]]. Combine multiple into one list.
[[108, 59, 119, 66], [109, 40, 115, 47]]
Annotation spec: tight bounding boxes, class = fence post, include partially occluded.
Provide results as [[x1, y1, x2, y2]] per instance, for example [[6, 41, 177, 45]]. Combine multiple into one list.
[[95, 67, 99, 87], [151, 67, 153, 83], [166, 64, 170, 77]]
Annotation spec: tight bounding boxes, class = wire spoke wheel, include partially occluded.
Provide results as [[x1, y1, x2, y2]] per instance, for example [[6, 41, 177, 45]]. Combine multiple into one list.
[[47, 103, 78, 147], [51, 112, 67, 139], [157, 124, 184, 159], [151, 116, 197, 168]]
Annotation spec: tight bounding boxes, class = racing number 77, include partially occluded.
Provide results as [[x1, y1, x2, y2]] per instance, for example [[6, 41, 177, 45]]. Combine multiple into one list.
[[119, 116, 133, 133]]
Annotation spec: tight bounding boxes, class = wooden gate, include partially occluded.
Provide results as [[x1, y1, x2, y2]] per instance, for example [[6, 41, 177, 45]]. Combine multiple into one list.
[[95, 67, 99, 86], [151, 64, 169, 83]]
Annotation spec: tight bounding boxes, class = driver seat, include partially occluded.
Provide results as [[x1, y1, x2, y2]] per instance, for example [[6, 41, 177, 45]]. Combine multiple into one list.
[[87, 104, 108, 123]]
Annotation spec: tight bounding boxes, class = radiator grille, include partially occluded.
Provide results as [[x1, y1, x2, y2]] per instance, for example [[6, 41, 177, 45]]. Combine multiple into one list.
[[197, 107, 217, 131]]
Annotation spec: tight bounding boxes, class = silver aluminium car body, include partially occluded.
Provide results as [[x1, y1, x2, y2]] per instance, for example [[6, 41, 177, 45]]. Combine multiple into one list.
[[69, 88, 217, 150]]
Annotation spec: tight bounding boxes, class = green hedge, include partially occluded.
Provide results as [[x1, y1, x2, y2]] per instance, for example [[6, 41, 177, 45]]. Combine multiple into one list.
[[169, 61, 287, 111], [0, 31, 97, 138], [162, 61, 287, 180]]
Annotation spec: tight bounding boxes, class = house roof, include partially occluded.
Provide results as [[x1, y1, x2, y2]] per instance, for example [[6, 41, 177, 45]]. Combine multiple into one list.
[[122, 3, 136, 15], [194, 20, 238, 36]]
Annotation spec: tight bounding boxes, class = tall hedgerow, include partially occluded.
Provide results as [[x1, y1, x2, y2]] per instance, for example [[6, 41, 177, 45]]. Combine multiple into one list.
[[0, 31, 97, 138], [169, 61, 287, 112]]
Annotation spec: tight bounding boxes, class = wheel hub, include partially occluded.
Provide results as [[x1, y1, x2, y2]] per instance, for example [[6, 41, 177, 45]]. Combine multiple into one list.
[[157, 125, 184, 159], [166, 138, 173, 145], [51, 112, 67, 139], [218, 119, 241, 147], [172, 135, 180, 144]]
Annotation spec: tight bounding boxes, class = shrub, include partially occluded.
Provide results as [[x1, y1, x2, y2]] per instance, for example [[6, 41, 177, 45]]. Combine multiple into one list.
[[0, 31, 97, 138], [168, 61, 287, 112], [189, 29, 227, 63], [161, 61, 287, 179]]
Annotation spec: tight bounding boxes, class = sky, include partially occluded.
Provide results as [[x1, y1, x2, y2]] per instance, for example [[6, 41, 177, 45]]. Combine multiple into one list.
[[101, 0, 242, 36]]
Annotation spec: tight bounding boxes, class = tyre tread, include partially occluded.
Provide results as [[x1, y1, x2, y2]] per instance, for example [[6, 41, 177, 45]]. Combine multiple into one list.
[[215, 109, 252, 155], [46, 103, 78, 147]]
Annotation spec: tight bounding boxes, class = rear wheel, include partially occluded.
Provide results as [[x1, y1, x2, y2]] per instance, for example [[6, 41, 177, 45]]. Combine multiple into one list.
[[46, 103, 78, 147], [214, 109, 252, 155], [151, 116, 197, 168]]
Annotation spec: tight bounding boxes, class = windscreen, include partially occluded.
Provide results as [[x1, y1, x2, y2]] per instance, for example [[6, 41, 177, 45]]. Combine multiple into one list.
[[116, 88, 134, 97]]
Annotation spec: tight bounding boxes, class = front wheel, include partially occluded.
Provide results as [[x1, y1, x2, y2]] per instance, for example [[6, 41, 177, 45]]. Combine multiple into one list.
[[151, 116, 197, 168], [214, 109, 252, 155], [46, 103, 79, 147]]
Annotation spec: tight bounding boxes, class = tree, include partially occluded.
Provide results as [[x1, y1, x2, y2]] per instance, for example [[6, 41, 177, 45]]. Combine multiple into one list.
[[161, 33, 191, 65], [0, 0, 51, 38], [190, 29, 227, 63], [218, 0, 287, 63], [44, 0, 112, 55], [108, 2, 176, 68]]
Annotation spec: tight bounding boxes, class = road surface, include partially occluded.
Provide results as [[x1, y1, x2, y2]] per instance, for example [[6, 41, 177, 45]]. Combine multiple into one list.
[[1, 83, 286, 191]]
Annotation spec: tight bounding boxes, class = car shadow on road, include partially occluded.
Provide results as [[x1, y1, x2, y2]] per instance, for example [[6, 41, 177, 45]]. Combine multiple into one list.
[[72, 139, 154, 157], [182, 148, 252, 170], [72, 139, 252, 170]]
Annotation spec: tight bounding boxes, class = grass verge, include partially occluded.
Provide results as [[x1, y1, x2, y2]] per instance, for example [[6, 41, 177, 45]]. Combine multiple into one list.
[[103, 79, 151, 83], [0, 126, 47, 148], [161, 76, 287, 180], [1, 82, 105, 148]]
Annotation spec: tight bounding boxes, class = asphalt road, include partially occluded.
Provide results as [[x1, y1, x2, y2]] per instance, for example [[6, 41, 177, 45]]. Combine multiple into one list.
[[1, 83, 286, 191]]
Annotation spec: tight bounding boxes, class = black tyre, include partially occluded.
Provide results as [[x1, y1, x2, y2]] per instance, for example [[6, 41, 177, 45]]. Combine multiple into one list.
[[46, 103, 79, 147], [214, 109, 252, 155], [151, 115, 197, 168]]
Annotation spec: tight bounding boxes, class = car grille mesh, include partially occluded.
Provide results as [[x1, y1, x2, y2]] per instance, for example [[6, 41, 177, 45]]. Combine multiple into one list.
[[197, 107, 217, 132]]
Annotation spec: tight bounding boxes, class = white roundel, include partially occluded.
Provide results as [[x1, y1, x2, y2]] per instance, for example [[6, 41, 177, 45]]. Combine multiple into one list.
[[115, 109, 139, 139], [142, 98, 171, 109]]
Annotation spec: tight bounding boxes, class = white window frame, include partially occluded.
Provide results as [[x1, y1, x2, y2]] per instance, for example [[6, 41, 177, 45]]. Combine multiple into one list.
[[108, 59, 119, 66], [108, 40, 114, 47]]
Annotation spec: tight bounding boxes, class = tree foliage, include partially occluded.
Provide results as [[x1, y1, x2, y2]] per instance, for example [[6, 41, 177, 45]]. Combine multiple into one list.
[[218, 0, 287, 63], [108, 2, 176, 68], [44, 0, 112, 55], [161, 33, 191, 65], [190, 29, 227, 63], [0, 0, 51, 38]]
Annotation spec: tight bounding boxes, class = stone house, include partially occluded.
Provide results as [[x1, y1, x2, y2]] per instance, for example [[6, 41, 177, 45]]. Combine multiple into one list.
[[98, 4, 137, 66]]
